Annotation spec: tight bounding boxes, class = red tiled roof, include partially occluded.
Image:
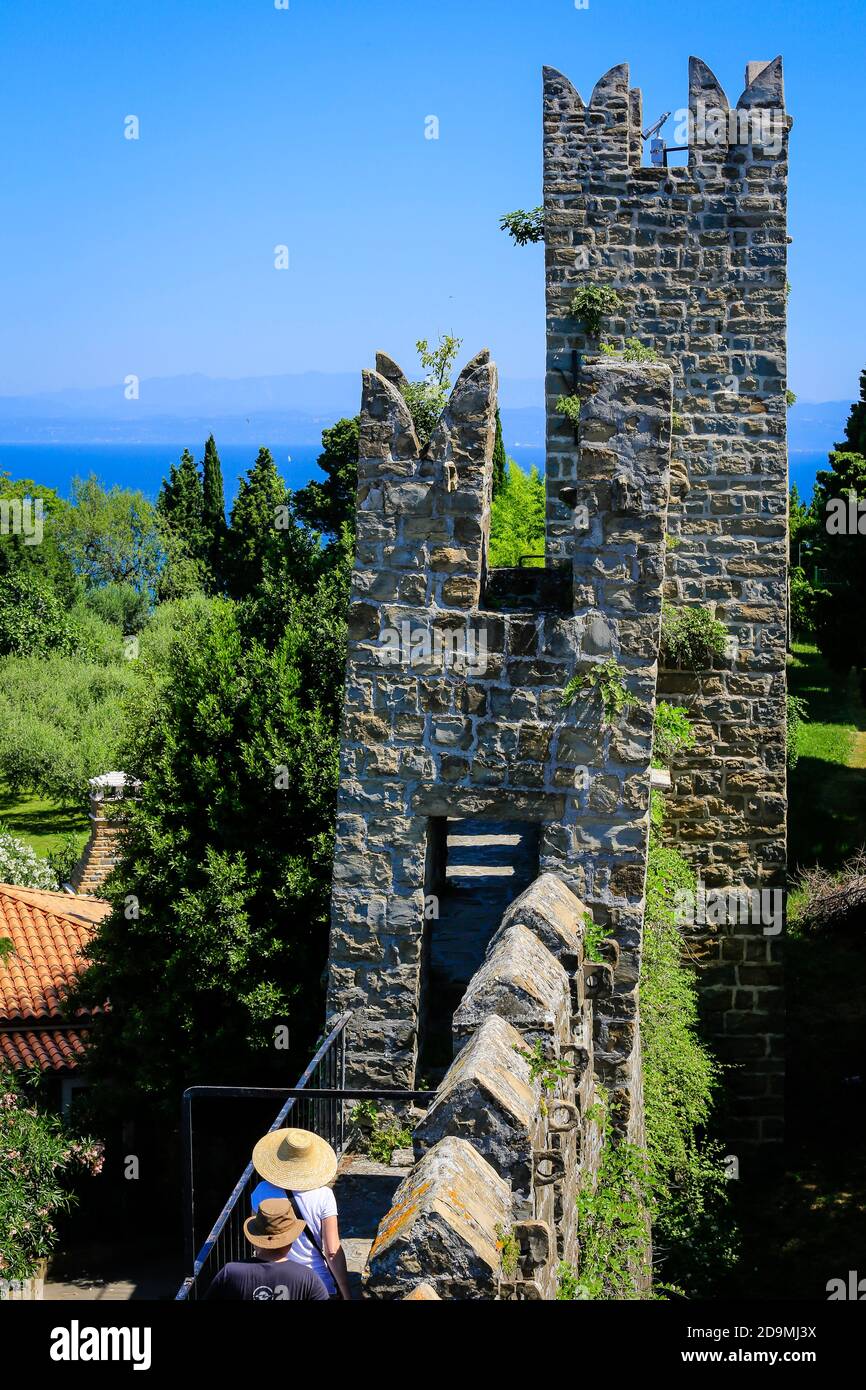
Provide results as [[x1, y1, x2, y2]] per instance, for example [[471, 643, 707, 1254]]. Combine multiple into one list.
[[0, 884, 109, 1072], [0, 1027, 89, 1072]]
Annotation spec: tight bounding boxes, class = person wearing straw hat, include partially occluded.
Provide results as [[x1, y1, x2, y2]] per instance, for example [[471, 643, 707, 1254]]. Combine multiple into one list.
[[251, 1128, 352, 1301], [205, 1198, 330, 1301]]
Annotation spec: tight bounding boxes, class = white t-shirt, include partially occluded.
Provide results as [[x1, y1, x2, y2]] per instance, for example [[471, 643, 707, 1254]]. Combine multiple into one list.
[[251, 1180, 338, 1295]]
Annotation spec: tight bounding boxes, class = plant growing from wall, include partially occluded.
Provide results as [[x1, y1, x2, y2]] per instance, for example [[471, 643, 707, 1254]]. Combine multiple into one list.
[[660, 603, 728, 672], [513, 1040, 571, 1116], [555, 394, 581, 426], [495, 1224, 520, 1278], [568, 286, 623, 337], [573, 1090, 652, 1299], [561, 659, 635, 727], [349, 1101, 412, 1164], [582, 910, 608, 963], [641, 803, 738, 1294], [652, 702, 696, 768], [600, 338, 660, 363], [499, 206, 544, 246]]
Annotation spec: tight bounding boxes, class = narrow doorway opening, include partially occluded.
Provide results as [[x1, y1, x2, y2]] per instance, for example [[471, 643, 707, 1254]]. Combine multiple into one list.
[[417, 817, 540, 1080]]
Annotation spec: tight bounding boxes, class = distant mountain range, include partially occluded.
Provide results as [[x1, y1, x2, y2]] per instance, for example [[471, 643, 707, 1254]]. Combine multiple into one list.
[[0, 371, 852, 453]]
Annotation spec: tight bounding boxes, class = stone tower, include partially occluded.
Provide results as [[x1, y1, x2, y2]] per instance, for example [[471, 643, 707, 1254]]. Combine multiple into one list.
[[327, 55, 789, 1147], [543, 57, 789, 1143]]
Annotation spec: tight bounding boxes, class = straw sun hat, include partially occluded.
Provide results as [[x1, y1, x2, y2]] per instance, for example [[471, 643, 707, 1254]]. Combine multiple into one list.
[[252, 1128, 338, 1192], [243, 1197, 306, 1250]]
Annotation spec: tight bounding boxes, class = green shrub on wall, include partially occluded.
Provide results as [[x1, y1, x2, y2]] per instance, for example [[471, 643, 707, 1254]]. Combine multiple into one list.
[[642, 824, 738, 1293]]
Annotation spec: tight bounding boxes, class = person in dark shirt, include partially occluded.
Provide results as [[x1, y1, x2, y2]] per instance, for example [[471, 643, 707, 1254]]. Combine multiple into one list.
[[205, 1197, 330, 1301]]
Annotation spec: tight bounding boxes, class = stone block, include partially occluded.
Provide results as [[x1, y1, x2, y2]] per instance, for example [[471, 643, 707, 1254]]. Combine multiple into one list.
[[364, 1136, 511, 1300], [414, 1015, 538, 1201]]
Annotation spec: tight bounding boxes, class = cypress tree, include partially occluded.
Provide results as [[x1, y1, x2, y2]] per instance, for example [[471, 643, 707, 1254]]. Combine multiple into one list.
[[227, 448, 287, 598], [492, 408, 507, 498], [202, 434, 228, 588], [836, 368, 866, 454], [157, 449, 205, 553]]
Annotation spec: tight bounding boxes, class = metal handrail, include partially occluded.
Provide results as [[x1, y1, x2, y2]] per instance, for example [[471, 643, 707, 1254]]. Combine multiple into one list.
[[177, 1012, 351, 1300]]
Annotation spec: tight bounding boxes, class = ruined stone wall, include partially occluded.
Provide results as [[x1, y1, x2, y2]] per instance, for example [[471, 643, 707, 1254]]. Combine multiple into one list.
[[543, 58, 788, 1142], [326, 350, 672, 1142], [364, 873, 610, 1300]]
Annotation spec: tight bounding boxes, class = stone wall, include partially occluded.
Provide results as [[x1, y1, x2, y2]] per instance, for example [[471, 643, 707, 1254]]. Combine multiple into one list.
[[326, 349, 672, 1140], [364, 873, 610, 1300], [543, 58, 789, 1142]]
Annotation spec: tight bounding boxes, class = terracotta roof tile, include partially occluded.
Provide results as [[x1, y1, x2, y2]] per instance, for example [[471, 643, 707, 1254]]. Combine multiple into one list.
[[0, 1027, 89, 1072], [0, 885, 109, 1071]]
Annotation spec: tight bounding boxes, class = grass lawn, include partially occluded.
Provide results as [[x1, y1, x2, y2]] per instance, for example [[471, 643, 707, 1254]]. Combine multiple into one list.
[[0, 780, 89, 862], [787, 641, 866, 875]]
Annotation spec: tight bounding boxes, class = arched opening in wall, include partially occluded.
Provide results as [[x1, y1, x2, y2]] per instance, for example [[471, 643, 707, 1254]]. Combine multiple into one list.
[[417, 816, 540, 1080]]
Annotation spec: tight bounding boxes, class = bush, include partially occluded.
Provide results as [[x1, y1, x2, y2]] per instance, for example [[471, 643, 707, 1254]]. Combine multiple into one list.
[[488, 460, 546, 568], [0, 1067, 103, 1280], [789, 566, 816, 639], [85, 583, 150, 635], [661, 604, 728, 671], [0, 828, 58, 889], [47, 833, 84, 887], [0, 572, 81, 658]]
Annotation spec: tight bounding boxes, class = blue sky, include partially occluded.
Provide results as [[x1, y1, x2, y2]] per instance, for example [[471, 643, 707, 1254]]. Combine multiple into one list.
[[0, 0, 862, 403]]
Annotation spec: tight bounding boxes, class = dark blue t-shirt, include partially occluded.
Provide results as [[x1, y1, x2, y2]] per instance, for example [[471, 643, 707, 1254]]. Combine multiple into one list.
[[205, 1258, 329, 1301]]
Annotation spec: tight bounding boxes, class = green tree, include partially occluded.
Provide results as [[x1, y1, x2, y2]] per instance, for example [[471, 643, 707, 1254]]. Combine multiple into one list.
[[71, 593, 342, 1119], [487, 460, 546, 567], [811, 450, 866, 672], [492, 409, 507, 498], [836, 368, 866, 454], [0, 571, 84, 658], [58, 476, 162, 595], [0, 474, 79, 609], [201, 434, 228, 588], [0, 652, 132, 807], [226, 448, 290, 598], [294, 417, 360, 540]]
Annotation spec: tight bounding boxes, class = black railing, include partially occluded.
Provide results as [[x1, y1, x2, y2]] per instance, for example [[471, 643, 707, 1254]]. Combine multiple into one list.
[[177, 1012, 351, 1301]]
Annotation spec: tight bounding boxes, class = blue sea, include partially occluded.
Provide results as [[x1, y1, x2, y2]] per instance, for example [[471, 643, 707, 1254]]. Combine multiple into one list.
[[0, 441, 825, 505], [0, 442, 547, 504]]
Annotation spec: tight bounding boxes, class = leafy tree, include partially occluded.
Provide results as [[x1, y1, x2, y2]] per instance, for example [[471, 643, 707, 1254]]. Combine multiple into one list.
[[0, 571, 84, 658], [0, 474, 79, 609], [488, 459, 545, 567], [0, 653, 132, 807], [71, 593, 342, 1119], [57, 476, 162, 595], [201, 434, 228, 588], [811, 450, 866, 672], [294, 417, 360, 540]]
